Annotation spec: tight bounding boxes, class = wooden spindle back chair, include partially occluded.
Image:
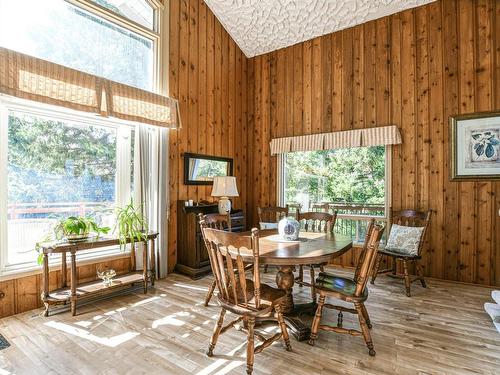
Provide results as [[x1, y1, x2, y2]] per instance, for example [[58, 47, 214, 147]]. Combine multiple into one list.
[[201, 226, 291, 374], [199, 213, 232, 306], [202, 212, 232, 231], [309, 224, 385, 356], [295, 211, 338, 301], [257, 206, 288, 273], [371, 209, 431, 296], [257, 205, 289, 224]]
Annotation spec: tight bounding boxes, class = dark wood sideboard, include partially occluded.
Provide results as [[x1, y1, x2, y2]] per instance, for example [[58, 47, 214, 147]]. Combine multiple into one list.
[[175, 201, 245, 279]]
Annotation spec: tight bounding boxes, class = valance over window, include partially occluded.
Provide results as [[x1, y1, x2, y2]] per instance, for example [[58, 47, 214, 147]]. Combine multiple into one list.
[[270, 125, 402, 155], [0, 47, 180, 129]]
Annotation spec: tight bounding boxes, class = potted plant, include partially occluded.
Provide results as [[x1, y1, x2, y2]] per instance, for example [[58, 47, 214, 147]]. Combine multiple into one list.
[[114, 200, 149, 251], [36, 216, 110, 265]]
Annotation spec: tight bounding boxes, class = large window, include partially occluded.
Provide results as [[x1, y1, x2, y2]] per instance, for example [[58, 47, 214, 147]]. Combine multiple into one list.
[[0, 0, 158, 90], [282, 146, 389, 243], [0, 99, 134, 272], [0, 0, 160, 274]]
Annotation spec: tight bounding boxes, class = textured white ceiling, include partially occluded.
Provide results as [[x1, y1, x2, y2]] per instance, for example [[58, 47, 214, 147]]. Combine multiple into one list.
[[204, 0, 435, 57]]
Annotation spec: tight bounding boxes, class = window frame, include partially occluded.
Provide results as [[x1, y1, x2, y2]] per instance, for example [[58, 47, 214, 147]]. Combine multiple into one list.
[[0, 0, 165, 276], [277, 145, 392, 244], [0, 95, 139, 276], [67, 0, 162, 90]]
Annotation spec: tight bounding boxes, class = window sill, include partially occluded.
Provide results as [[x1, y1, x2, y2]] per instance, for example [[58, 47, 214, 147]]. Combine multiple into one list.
[[0, 248, 131, 282]]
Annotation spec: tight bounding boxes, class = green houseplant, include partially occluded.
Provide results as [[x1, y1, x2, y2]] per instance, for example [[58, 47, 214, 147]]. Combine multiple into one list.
[[115, 200, 149, 251], [36, 216, 110, 265]]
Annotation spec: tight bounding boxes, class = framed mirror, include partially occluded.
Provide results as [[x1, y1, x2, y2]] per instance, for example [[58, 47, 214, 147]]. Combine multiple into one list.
[[184, 153, 233, 185]]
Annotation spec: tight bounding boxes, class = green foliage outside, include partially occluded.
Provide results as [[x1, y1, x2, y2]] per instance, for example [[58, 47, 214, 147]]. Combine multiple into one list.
[[8, 113, 116, 204], [285, 146, 385, 207]]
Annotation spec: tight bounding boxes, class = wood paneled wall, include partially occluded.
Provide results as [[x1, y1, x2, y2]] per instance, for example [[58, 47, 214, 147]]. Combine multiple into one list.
[[247, 0, 500, 287], [168, 0, 248, 272]]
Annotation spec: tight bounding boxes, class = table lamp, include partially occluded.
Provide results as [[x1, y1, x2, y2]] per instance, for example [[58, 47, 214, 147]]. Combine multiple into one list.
[[211, 176, 239, 214]]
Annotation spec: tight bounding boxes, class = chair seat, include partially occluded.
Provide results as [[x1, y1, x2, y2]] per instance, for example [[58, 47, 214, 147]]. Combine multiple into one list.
[[315, 272, 368, 299], [222, 279, 286, 314], [378, 245, 421, 259]]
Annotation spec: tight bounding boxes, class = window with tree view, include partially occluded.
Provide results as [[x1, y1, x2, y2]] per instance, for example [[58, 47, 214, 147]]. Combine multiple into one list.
[[0, 0, 158, 273], [283, 146, 388, 243], [2, 106, 134, 270]]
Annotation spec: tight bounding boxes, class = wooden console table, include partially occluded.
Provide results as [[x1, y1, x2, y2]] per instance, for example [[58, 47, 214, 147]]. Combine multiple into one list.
[[40, 233, 158, 316]]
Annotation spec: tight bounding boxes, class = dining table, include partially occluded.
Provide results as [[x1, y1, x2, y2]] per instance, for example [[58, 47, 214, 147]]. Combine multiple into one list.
[[238, 229, 353, 341]]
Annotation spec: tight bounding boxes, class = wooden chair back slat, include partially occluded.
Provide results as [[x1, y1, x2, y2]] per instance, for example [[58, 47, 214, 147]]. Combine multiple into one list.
[[298, 211, 337, 233], [390, 209, 432, 256], [354, 219, 376, 282], [199, 213, 232, 231], [202, 227, 261, 309], [354, 224, 385, 297], [225, 254, 238, 304], [258, 206, 289, 223], [236, 254, 248, 306]]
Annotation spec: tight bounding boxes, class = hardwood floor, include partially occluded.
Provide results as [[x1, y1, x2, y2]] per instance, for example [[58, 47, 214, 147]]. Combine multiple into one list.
[[0, 267, 499, 374]]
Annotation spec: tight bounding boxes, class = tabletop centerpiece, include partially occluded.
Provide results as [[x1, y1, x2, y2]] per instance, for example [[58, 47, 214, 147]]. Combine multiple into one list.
[[278, 216, 300, 241]]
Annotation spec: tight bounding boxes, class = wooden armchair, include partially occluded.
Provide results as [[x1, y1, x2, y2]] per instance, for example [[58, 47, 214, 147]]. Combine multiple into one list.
[[198, 213, 232, 306], [257, 206, 288, 273], [296, 211, 337, 302], [370, 209, 431, 297], [201, 226, 291, 375], [309, 223, 385, 356]]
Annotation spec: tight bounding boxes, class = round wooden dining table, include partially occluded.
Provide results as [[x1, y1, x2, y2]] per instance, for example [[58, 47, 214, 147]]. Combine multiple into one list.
[[239, 229, 353, 340]]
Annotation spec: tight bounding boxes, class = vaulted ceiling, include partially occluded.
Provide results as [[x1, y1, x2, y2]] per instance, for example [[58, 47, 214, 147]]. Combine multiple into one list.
[[204, 0, 435, 57]]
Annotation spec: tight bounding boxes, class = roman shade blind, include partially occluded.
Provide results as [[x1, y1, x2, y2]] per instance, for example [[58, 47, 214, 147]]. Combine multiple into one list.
[[270, 125, 402, 155], [0, 47, 180, 129]]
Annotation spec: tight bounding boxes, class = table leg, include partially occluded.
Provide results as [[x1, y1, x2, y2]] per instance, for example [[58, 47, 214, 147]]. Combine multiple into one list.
[[61, 252, 67, 288], [143, 241, 148, 294], [275, 265, 317, 341], [275, 266, 295, 313], [150, 238, 156, 286], [42, 253, 49, 317], [70, 251, 77, 316]]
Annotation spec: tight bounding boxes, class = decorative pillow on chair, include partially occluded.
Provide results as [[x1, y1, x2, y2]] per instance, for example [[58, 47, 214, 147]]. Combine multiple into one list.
[[259, 222, 278, 230], [385, 224, 424, 256]]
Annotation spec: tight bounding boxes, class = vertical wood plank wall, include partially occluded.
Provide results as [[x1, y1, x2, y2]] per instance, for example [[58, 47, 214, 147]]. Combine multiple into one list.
[[247, 0, 500, 287], [168, 0, 248, 272]]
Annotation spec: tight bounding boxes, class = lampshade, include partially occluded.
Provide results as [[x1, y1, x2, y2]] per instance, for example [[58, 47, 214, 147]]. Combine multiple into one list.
[[211, 176, 239, 197]]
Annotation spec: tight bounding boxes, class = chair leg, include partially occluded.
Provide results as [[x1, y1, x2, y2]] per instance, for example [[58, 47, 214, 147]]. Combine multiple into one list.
[[246, 317, 255, 375], [355, 302, 375, 356], [403, 259, 411, 297], [204, 279, 217, 307], [264, 265, 268, 273], [370, 253, 383, 284], [310, 266, 316, 302], [298, 265, 304, 286], [308, 294, 326, 346], [207, 308, 226, 357], [360, 303, 372, 329], [275, 304, 291, 351], [416, 262, 427, 288]]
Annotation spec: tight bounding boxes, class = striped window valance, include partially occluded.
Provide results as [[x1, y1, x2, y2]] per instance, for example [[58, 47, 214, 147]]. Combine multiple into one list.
[[269, 125, 402, 155], [0, 47, 180, 129]]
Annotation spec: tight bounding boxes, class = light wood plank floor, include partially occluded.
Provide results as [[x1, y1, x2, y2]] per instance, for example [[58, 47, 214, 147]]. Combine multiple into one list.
[[0, 267, 499, 375]]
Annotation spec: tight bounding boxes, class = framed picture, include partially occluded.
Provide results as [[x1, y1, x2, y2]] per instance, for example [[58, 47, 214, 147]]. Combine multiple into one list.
[[450, 110, 500, 181], [183, 153, 233, 185]]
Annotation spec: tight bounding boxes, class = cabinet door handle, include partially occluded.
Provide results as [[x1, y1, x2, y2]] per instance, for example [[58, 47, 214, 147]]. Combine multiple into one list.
[[0, 291, 5, 299]]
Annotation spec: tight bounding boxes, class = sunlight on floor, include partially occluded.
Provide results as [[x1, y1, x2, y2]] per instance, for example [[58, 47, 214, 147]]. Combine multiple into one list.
[[44, 321, 139, 347], [174, 283, 210, 292], [152, 311, 191, 328], [195, 342, 247, 375]]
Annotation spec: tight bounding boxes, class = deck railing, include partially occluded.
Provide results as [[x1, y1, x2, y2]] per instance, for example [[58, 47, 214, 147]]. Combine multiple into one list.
[[288, 201, 387, 244]]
